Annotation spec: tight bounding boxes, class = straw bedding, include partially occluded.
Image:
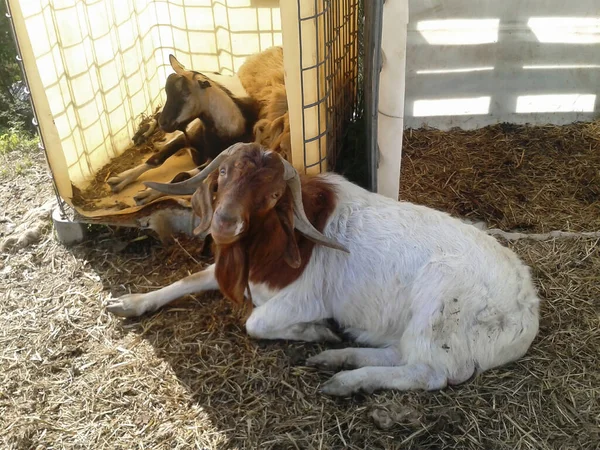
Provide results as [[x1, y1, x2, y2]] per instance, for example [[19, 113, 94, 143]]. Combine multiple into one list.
[[400, 122, 600, 232], [1, 122, 599, 449]]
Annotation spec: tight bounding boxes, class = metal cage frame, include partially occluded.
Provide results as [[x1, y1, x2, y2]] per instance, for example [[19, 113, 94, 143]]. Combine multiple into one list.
[[4, 0, 384, 234], [295, 0, 383, 192]]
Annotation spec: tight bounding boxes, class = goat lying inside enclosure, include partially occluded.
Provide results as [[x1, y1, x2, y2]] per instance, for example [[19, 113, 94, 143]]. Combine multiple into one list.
[[106, 142, 540, 397], [106, 54, 260, 205], [237, 46, 291, 158]]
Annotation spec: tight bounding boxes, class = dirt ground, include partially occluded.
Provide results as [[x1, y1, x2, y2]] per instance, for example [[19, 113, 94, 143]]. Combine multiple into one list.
[[1, 125, 599, 449]]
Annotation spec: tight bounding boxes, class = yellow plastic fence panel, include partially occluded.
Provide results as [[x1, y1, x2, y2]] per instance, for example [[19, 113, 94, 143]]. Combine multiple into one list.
[[9, 0, 282, 205]]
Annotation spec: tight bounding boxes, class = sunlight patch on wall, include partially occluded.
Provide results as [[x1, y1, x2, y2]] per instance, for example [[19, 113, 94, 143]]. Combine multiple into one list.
[[416, 19, 499, 45], [413, 97, 491, 117], [416, 66, 494, 74], [528, 17, 600, 44], [523, 64, 600, 70], [516, 94, 596, 113]]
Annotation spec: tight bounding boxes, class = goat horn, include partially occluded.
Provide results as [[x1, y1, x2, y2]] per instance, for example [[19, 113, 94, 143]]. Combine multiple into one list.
[[143, 142, 247, 195], [279, 157, 350, 253]]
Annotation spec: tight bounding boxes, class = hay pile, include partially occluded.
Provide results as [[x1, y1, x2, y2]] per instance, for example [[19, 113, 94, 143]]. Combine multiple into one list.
[[1, 123, 599, 449], [401, 122, 600, 232]]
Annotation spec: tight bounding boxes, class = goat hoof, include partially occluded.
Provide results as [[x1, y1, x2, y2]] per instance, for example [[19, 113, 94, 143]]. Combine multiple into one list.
[[319, 371, 358, 397], [306, 349, 348, 370], [134, 189, 162, 206], [320, 370, 373, 397], [106, 294, 147, 318], [106, 176, 127, 193]]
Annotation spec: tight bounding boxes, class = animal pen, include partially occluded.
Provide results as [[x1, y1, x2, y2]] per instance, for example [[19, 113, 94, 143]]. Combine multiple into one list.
[[5, 0, 396, 239], [3, 1, 600, 448]]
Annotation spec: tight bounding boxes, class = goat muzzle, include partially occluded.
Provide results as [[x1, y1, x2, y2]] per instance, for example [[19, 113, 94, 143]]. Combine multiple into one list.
[[211, 207, 246, 244], [159, 119, 179, 133]]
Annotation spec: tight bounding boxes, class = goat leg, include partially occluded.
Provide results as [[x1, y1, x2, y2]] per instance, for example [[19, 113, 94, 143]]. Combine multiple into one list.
[[134, 166, 201, 206], [306, 347, 402, 371], [245, 294, 341, 343], [106, 264, 217, 317], [320, 364, 448, 397], [107, 133, 187, 192]]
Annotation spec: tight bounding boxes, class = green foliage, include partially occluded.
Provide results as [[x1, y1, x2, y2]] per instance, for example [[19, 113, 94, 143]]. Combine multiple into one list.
[[13, 155, 33, 175], [0, 2, 35, 133], [0, 126, 39, 178], [0, 126, 39, 155]]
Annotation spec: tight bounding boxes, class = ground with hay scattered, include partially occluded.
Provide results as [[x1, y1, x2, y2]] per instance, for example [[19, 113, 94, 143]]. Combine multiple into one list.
[[1, 122, 599, 449], [71, 112, 166, 212], [400, 122, 600, 232]]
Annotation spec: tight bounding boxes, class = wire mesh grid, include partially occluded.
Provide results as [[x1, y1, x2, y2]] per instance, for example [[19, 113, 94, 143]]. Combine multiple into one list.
[[12, 0, 282, 187], [296, 0, 362, 173]]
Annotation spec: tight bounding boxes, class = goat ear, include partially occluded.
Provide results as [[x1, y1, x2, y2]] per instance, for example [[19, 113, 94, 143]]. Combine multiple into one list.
[[198, 80, 211, 89], [169, 54, 187, 75], [276, 193, 301, 269], [190, 173, 217, 237]]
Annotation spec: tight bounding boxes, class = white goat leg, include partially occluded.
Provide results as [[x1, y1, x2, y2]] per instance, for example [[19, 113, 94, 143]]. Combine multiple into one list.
[[107, 163, 153, 193], [320, 364, 448, 397], [245, 294, 340, 342], [134, 167, 201, 205], [106, 264, 217, 317], [133, 186, 168, 205], [306, 347, 401, 370]]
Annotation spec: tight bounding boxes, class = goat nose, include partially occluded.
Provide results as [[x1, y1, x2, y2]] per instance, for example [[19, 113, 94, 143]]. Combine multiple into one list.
[[215, 209, 237, 225], [159, 117, 176, 133], [213, 208, 245, 240]]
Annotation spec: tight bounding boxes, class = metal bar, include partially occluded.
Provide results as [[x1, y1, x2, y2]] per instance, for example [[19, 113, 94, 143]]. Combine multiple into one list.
[[363, 0, 384, 192], [296, 0, 308, 174], [315, 0, 323, 172]]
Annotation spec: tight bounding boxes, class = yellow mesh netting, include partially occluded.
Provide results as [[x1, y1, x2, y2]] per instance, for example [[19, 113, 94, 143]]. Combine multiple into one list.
[[11, 0, 282, 193]]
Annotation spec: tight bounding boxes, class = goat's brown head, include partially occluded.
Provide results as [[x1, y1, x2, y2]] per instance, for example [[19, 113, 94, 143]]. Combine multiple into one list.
[[144, 143, 349, 304], [200, 146, 289, 247], [159, 54, 213, 133]]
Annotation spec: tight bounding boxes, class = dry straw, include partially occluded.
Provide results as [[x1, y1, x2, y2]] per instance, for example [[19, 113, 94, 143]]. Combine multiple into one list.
[[1, 122, 599, 449]]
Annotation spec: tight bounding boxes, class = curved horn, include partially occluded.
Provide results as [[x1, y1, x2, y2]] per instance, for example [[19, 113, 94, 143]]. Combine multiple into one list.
[[144, 142, 248, 195], [279, 157, 350, 253]]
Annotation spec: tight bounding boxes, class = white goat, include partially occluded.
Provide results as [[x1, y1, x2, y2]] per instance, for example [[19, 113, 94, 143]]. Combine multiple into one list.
[[107, 143, 540, 396]]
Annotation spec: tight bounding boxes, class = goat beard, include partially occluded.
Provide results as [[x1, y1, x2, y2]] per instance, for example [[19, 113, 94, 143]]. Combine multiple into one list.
[[214, 240, 250, 307]]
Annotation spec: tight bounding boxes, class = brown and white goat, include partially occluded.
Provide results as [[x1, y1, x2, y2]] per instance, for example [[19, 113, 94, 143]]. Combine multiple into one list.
[[107, 142, 539, 397], [107, 55, 260, 205]]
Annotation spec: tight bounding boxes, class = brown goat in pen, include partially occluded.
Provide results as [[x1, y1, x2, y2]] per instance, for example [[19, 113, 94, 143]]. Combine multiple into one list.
[[106, 54, 260, 204], [107, 47, 290, 205], [237, 46, 291, 158]]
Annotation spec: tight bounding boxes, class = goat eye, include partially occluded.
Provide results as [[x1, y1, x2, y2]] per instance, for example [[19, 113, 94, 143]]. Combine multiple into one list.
[[272, 192, 280, 199], [219, 168, 226, 176]]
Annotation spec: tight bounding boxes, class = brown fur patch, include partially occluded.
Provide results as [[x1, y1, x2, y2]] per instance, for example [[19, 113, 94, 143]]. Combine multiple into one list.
[[214, 241, 249, 306], [238, 46, 290, 157], [246, 175, 337, 290]]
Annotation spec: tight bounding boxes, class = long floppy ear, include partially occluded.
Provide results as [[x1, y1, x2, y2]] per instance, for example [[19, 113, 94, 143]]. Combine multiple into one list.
[[169, 54, 187, 76], [190, 172, 218, 237], [275, 190, 301, 269], [214, 242, 249, 306]]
